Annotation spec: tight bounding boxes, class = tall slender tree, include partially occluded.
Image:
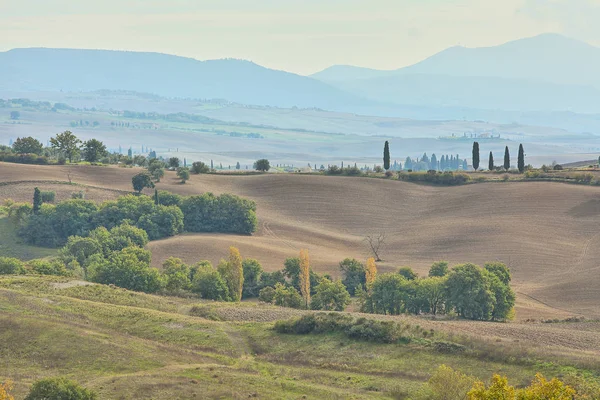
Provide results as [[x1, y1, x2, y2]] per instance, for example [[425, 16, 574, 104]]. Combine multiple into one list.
[[299, 249, 311, 308], [472, 142, 480, 171], [219, 246, 244, 302], [383, 141, 390, 171], [504, 146, 510, 171], [488, 151, 494, 171], [33, 187, 42, 214], [517, 144, 525, 173], [154, 189, 159, 205], [365, 257, 377, 289]]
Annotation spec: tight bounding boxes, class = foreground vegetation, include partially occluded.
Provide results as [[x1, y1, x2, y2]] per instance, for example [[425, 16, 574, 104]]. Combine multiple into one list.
[[0, 275, 598, 399]]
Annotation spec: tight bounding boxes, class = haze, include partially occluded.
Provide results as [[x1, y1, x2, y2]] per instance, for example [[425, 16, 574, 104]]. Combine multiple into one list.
[[2, 0, 600, 74]]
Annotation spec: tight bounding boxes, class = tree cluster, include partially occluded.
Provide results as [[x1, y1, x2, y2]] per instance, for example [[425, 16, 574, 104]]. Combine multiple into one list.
[[357, 261, 515, 321], [11, 189, 257, 247]]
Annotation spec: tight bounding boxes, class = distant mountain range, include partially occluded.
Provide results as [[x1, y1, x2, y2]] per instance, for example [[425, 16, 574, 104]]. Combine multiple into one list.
[[0, 48, 373, 111], [311, 33, 600, 113], [2, 33, 600, 120]]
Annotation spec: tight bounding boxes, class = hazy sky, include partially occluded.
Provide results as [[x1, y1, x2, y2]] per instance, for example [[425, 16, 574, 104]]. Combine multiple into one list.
[[1, 0, 599, 75]]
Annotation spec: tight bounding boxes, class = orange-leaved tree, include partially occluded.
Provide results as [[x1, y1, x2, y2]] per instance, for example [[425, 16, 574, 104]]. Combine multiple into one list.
[[365, 257, 377, 289], [299, 249, 310, 308], [0, 380, 14, 400]]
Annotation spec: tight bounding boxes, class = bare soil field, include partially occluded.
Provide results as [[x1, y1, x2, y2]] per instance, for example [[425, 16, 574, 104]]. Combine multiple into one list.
[[1, 163, 600, 320]]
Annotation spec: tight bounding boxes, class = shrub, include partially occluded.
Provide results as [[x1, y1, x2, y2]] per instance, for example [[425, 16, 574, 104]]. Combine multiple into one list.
[[524, 170, 541, 179], [0, 257, 25, 275], [273, 283, 304, 309], [28, 259, 70, 276], [191, 161, 210, 174], [398, 171, 470, 185], [432, 340, 466, 354], [310, 278, 351, 311], [71, 191, 85, 199], [326, 165, 342, 175], [345, 318, 406, 343], [0, 152, 50, 165], [258, 286, 276, 303], [553, 164, 563, 170], [40, 191, 56, 203], [25, 377, 97, 400]]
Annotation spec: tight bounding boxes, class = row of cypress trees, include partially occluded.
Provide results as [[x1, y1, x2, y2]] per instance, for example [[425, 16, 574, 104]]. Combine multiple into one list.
[[473, 142, 525, 173]]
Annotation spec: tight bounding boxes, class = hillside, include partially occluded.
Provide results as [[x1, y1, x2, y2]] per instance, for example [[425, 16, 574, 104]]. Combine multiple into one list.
[[2, 163, 600, 320], [0, 48, 371, 111], [1, 274, 599, 398]]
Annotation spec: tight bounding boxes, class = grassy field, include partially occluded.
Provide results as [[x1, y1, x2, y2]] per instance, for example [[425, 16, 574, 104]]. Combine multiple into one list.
[[0, 217, 56, 260], [1, 275, 598, 399]]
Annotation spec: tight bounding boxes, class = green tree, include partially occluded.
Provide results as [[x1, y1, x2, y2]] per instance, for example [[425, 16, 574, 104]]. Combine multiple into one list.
[[383, 141, 390, 171], [12, 136, 43, 155], [518, 143, 525, 173], [310, 278, 351, 311], [162, 257, 192, 292], [191, 161, 210, 174], [254, 159, 270, 172], [398, 266, 417, 280], [87, 247, 162, 293], [420, 276, 447, 315], [0, 257, 25, 275], [154, 189, 159, 205], [429, 261, 449, 277], [50, 131, 81, 163], [504, 146, 510, 171], [339, 258, 366, 296], [366, 273, 407, 315], [33, 187, 42, 214], [168, 157, 180, 169], [25, 377, 97, 400], [472, 142, 480, 171], [242, 258, 263, 298], [131, 172, 155, 193], [136, 205, 184, 240], [273, 282, 304, 308], [445, 263, 494, 320], [81, 139, 108, 162], [484, 262, 511, 285], [192, 266, 229, 300], [488, 151, 494, 171], [176, 167, 190, 183]]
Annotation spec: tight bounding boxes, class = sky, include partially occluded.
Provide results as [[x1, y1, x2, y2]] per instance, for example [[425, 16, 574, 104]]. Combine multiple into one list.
[[1, 0, 599, 75]]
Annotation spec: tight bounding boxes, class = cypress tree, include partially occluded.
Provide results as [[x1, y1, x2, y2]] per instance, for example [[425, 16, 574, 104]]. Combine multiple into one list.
[[154, 189, 159, 205], [383, 141, 390, 170], [472, 142, 480, 171], [517, 144, 525, 173], [504, 146, 510, 171], [33, 187, 42, 214], [488, 151, 494, 171]]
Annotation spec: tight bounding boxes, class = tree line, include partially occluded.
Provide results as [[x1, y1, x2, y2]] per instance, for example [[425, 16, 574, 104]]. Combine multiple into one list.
[[472, 141, 526, 172], [7, 188, 257, 247]]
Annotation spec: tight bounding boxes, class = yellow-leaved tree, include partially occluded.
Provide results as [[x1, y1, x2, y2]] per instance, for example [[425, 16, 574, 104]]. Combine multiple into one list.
[[299, 249, 310, 308], [0, 380, 14, 400], [365, 257, 377, 289], [468, 375, 515, 399], [468, 373, 576, 400], [218, 246, 244, 302], [517, 373, 576, 400]]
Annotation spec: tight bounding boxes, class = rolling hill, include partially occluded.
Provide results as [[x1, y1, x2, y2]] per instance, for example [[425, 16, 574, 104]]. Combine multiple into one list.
[[2, 163, 600, 320]]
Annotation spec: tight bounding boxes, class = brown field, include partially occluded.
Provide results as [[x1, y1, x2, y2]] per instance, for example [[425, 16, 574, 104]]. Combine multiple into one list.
[[1, 163, 600, 324]]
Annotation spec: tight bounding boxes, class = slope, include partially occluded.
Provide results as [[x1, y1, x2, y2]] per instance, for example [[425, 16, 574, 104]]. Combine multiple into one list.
[[1, 163, 600, 318]]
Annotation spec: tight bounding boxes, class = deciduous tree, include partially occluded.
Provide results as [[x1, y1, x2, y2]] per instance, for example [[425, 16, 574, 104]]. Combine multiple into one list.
[[12, 136, 43, 155], [254, 159, 270, 172], [299, 249, 311, 308], [132, 172, 155, 193], [81, 139, 108, 162], [365, 257, 377, 289], [50, 131, 81, 163]]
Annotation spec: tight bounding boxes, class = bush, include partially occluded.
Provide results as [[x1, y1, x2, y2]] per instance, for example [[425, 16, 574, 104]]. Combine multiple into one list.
[[28, 259, 70, 276], [310, 278, 351, 311], [398, 171, 470, 185], [25, 377, 97, 400], [433, 340, 466, 354], [345, 318, 406, 343], [0, 257, 25, 275], [326, 165, 342, 175], [191, 267, 230, 301], [71, 191, 85, 199], [258, 286, 276, 303], [191, 161, 210, 174], [254, 159, 270, 172], [553, 164, 563, 170], [40, 191, 56, 203], [156, 190, 183, 207], [273, 283, 304, 309], [0, 152, 50, 165]]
